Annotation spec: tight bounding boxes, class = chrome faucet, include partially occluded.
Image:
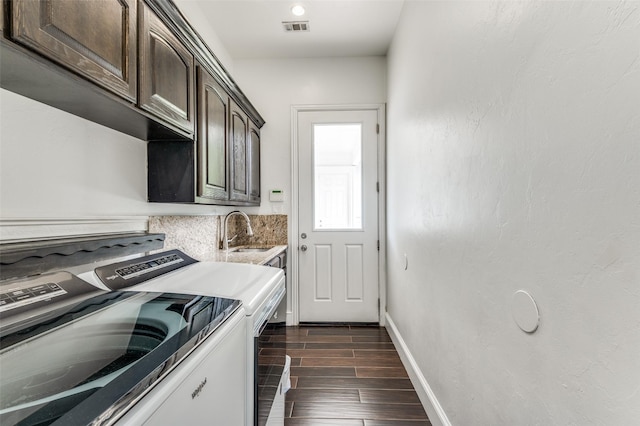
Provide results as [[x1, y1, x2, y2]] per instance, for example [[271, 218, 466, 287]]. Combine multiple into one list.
[[221, 211, 254, 251]]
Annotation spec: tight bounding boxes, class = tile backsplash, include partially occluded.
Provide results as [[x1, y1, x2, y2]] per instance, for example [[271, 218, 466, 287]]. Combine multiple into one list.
[[148, 214, 287, 260], [226, 214, 287, 247]]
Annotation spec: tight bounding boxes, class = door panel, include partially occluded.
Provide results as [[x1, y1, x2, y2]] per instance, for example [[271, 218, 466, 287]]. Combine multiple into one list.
[[298, 109, 379, 322], [150, 36, 189, 112], [314, 245, 332, 300], [139, 2, 195, 134], [197, 67, 229, 201], [230, 103, 249, 201], [11, 0, 137, 101], [249, 125, 261, 202], [346, 245, 364, 300]]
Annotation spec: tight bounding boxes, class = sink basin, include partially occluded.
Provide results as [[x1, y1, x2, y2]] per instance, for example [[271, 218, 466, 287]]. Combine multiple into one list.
[[230, 247, 272, 253]]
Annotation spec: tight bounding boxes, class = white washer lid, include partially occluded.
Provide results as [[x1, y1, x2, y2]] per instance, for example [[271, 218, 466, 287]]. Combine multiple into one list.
[[87, 261, 284, 316]]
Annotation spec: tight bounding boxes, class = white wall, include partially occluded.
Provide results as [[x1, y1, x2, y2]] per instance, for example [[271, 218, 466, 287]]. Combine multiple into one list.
[[386, 1, 640, 424], [231, 56, 386, 320], [232, 56, 387, 218], [0, 89, 233, 219], [173, 0, 235, 73]]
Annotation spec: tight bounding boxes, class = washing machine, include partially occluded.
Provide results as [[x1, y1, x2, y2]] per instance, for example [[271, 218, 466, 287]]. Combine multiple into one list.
[[0, 269, 245, 426], [79, 249, 287, 426]]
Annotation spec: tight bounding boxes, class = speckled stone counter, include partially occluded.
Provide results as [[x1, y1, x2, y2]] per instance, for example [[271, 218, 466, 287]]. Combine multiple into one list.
[[207, 245, 288, 265], [226, 214, 287, 247], [148, 215, 288, 265], [148, 216, 219, 260]]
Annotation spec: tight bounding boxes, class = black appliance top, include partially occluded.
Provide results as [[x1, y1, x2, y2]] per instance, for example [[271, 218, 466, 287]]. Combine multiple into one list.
[[0, 272, 240, 426], [0, 271, 104, 324], [94, 249, 198, 290]]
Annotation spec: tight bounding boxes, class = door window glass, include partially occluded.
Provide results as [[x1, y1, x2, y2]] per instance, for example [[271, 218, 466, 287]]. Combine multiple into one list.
[[313, 124, 362, 230]]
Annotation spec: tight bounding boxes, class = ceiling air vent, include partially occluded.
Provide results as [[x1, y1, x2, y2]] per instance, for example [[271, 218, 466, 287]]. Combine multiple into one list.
[[282, 21, 309, 32]]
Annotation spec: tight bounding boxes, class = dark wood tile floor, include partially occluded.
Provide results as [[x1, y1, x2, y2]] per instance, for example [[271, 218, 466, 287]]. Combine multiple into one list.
[[273, 325, 431, 425]]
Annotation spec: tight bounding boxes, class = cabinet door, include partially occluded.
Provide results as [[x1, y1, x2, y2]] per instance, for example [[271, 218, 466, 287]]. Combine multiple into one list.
[[10, 0, 137, 102], [139, 2, 195, 135], [229, 102, 249, 202], [197, 67, 229, 201], [248, 123, 261, 203]]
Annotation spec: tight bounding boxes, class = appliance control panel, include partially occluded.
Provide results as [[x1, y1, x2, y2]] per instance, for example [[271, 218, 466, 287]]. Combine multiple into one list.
[[94, 249, 198, 290], [0, 271, 104, 320]]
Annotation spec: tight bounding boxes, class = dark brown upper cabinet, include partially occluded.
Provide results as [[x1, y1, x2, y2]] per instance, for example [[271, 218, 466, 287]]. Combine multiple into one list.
[[9, 0, 137, 102], [248, 123, 261, 203], [139, 1, 195, 136], [197, 66, 229, 201], [2, 0, 263, 205], [229, 101, 249, 202]]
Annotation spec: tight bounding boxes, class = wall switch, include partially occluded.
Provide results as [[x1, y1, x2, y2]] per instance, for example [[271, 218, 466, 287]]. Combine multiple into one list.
[[270, 189, 285, 202]]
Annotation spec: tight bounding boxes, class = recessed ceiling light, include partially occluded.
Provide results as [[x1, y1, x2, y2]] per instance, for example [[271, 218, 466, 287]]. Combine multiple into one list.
[[291, 5, 305, 16]]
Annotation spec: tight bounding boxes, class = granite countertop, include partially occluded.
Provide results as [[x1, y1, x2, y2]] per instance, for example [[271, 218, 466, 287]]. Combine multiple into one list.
[[206, 245, 288, 265]]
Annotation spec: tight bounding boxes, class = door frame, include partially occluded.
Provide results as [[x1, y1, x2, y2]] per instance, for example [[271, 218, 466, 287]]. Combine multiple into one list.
[[290, 104, 387, 326]]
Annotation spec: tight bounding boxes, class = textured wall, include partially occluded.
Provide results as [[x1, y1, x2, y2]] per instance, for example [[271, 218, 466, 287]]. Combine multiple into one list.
[[386, 1, 640, 424]]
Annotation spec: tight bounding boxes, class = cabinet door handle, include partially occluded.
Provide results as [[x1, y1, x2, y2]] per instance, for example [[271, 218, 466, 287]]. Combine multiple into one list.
[[300, 245, 308, 252]]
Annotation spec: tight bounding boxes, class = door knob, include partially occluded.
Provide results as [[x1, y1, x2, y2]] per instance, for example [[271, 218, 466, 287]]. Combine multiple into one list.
[[300, 245, 308, 252]]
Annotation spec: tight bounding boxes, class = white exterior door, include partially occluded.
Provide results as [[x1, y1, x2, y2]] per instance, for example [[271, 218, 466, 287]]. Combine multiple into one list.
[[297, 109, 379, 322]]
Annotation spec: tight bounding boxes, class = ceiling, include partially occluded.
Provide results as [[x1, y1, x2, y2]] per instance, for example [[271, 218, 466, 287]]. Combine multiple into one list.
[[192, 0, 405, 59]]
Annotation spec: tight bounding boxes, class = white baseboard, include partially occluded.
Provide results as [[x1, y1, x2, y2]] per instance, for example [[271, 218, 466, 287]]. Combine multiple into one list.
[[0, 217, 148, 243], [385, 313, 452, 426]]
